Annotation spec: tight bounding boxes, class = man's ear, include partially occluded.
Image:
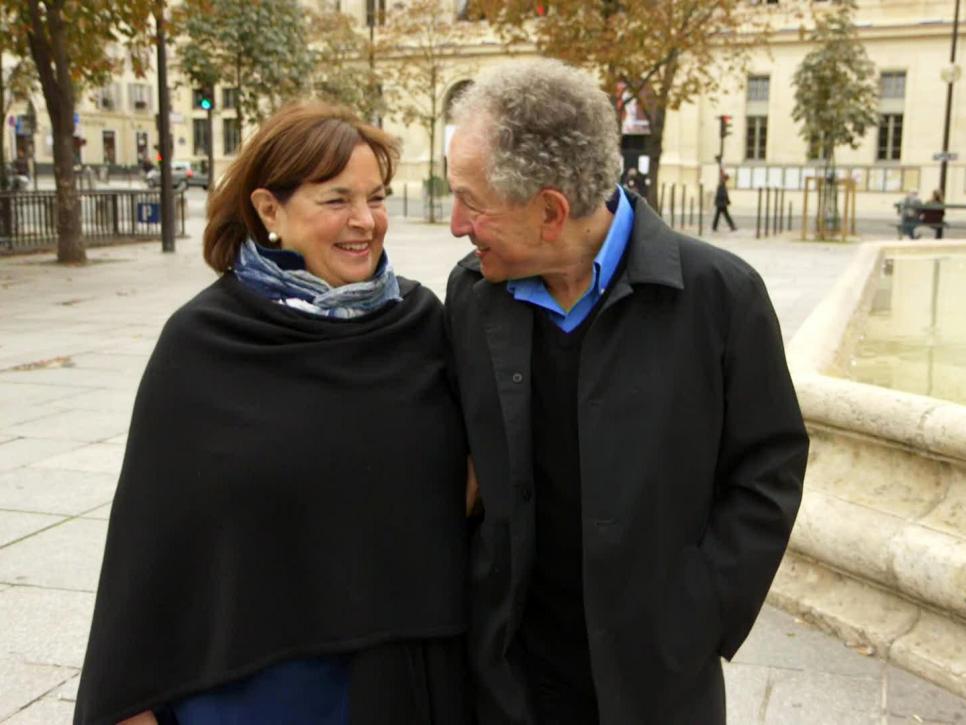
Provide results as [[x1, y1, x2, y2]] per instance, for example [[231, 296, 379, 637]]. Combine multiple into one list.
[[250, 189, 281, 233], [537, 188, 570, 242]]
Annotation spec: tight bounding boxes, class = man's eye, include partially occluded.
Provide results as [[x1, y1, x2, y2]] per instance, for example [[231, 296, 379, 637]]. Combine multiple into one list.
[[369, 195, 386, 204], [324, 199, 347, 206]]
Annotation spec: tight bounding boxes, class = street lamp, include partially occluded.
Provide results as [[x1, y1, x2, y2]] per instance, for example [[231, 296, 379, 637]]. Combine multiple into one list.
[[938, 0, 961, 199]]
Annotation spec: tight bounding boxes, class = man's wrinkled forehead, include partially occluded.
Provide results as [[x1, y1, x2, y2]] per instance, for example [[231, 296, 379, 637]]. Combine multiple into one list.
[[447, 123, 490, 190]]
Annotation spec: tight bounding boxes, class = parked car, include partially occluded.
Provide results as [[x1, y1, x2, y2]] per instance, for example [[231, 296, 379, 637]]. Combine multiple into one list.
[[145, 160, 193, 191], [188, 162, 208, 189]]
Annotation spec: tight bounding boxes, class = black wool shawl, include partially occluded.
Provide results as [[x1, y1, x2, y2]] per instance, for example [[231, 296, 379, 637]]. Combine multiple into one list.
[[74, 274, 468, 725]]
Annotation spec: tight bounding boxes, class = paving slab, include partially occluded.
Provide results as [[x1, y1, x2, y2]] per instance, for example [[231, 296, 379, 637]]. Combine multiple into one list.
[[0, 586, 95, 668], [30, 441, 126, 476], [0, 402, 74, 431], [0, 382, 90, 409], [1, 408, 130, 444], [3, 696, 77, 724], [77, 503, 112, 521], [43, 387, 139, 414], [49, 672, 81, 704], [722, 663, 772, 723], [0, 517, 107, 591], [0, 510, 65, 548], [763, 668, 882, 724], [886, 665, 966, 723], [0, 657, 78, 722], [0, 468, 116, 516], [732, 603, 884, 678], [0, 438, 86, 474]]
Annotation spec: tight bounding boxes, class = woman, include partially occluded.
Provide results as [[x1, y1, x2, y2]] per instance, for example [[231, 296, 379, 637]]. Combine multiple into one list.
[[74, 103, 469, 725]]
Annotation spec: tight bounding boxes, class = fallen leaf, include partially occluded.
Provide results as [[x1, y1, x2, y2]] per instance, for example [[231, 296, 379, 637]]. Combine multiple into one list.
[[845, 641, 875, 656], [6, 355, 75, 371]]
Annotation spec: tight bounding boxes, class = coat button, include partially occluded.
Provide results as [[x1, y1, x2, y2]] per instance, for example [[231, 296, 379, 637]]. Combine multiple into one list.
[[520, 487, 532, 501], [511, 372, 524, 383]]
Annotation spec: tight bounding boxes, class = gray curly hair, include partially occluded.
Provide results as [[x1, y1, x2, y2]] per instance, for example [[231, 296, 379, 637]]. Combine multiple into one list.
[[450, 58, 622, 218]]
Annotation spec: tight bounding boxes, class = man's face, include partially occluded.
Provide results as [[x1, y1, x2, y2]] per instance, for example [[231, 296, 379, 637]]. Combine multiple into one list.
[[447, 125, 546, 283]]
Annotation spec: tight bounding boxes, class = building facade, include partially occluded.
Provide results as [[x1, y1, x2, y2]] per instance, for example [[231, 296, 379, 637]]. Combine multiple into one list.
[[3, 0, 962, 215]]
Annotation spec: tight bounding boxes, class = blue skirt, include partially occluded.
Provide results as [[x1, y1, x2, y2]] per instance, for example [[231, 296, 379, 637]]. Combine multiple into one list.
[[171, 656, 349, 725]]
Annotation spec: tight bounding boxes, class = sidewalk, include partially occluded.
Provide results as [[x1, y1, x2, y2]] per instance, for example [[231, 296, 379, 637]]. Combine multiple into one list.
[[0, 199, 964, 723]]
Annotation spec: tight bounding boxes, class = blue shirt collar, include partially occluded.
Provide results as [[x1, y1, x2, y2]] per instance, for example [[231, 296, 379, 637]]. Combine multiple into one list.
[[506, 186, 634, 326]]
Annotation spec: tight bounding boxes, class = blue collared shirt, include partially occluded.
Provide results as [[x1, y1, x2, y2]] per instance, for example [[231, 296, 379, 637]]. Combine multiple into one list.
[[506, 186, 634, 333]]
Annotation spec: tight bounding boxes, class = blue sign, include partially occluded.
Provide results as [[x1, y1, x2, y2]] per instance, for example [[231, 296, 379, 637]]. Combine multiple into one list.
[[137, 202, 160, 224]]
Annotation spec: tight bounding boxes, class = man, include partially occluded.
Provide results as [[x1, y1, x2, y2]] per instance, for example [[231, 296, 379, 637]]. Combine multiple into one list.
[[712, 173, 737, 232], [899, 190, 922, 239], [445, 58, 808, 725]]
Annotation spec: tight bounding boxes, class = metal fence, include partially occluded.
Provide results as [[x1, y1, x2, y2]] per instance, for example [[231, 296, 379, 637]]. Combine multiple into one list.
[[0, 189, 186, 253]]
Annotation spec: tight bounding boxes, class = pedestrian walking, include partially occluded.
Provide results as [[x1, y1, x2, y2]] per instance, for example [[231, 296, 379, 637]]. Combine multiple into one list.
[[712, 173, 737, 231], [621, 166, 641, 194], [445, 59, 807, 725], [74, 103, 471, 725]]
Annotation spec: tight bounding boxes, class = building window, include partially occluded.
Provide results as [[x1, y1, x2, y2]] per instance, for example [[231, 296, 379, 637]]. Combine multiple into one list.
[[136, 131, 149, 164], [880, 71, 906, 99], [222, 87, 239, 110], [102, 130, 116, 165], [746, 116, 767, 160], [224, 118, 241, 155], [877, 114, 902, 161], [366, 0, 386, 26], [193, 118, 209, 156], [129, 84, 152, 112], [96, 84, 120, 111], [746, 75, 770, 102]]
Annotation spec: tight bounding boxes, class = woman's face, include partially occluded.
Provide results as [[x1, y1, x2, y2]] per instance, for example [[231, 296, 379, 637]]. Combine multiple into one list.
[[258, 143, 388, 287]]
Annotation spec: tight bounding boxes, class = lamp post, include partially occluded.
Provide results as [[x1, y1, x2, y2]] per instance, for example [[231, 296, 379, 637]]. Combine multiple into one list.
[[939, 0, 961, 199], [155, 0, 175, 253]]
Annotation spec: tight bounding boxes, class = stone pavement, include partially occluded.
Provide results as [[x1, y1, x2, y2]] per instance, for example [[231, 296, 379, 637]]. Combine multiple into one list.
[[0, 190, 964, 724]]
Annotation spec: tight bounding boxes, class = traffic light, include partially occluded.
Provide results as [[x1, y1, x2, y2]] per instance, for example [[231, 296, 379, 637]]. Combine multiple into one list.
[[719, 114, 732, 139], [195, 87, 215, 111]]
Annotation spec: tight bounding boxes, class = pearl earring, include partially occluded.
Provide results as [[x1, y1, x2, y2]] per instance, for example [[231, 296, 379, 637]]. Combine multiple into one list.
[[268, 231, 280, 244]]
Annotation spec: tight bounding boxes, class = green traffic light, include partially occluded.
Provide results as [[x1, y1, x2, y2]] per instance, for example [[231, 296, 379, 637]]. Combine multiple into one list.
[[200, 98, 213, 111]]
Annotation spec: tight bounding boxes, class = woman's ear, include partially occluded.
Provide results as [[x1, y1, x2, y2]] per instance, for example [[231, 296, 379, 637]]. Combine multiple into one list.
[[250, 189, 281, 234]]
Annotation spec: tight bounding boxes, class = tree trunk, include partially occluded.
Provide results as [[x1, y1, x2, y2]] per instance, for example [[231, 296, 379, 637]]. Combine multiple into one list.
[[819, 148, 839, 237], [26, 0, 84, 263], [51, 97, 83, 262]]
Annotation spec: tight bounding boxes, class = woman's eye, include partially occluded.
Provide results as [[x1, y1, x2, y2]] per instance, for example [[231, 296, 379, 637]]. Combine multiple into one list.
[[323, 199, 347, 206], [369, 196, 386, 205]]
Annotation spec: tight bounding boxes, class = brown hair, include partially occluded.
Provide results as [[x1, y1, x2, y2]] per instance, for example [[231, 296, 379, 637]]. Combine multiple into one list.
[[203, 102, 399, 272]]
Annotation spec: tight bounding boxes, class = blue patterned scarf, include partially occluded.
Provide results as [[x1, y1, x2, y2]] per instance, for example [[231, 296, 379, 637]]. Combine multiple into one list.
[[232, 238, 402, 319]]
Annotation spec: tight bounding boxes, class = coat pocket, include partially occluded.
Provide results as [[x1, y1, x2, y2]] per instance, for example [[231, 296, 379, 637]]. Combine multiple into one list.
[[658, 545, 723, 674]]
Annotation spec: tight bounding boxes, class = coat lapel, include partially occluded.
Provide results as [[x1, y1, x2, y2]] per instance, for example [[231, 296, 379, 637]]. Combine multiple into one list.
[[473, 278, 534, 491]]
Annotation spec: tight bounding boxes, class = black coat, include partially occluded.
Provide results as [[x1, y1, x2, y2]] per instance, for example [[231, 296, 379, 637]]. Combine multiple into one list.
[[714, 181, 730, 208], [445, 197, 808, 725]]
